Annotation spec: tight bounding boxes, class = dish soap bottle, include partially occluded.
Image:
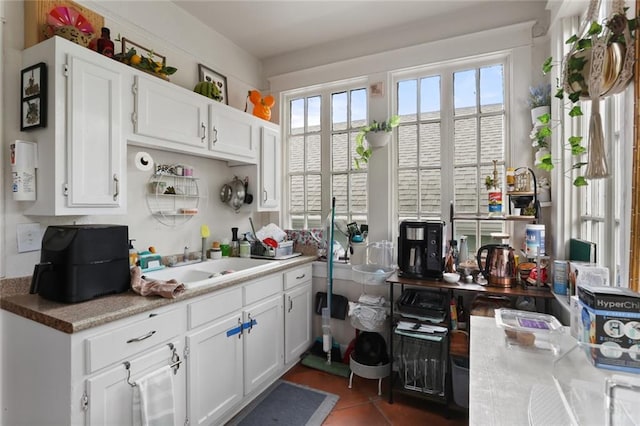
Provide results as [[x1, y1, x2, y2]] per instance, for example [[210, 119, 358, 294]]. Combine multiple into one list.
[[128, 239, 138, 267]]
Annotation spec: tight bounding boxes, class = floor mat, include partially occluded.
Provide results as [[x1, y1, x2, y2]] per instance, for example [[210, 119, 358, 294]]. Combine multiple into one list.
[[227, 380, 339, 426]]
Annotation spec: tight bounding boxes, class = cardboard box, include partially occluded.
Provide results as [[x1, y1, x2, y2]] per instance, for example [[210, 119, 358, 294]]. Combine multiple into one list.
[[577, 285, 640, 373], [568, 262, 609, 296]]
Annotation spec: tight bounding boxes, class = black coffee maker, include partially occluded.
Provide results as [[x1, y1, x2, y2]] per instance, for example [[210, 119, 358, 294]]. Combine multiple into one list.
[[398, 220, 444, 279]]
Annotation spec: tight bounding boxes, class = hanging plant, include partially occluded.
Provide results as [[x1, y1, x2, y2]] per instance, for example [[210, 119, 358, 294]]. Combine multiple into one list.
[[353, 115, 400, 169], [540, 3, 636, 186]]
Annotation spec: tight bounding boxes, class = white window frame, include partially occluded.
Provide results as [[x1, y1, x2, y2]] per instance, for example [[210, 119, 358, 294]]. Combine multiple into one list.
[[390, 53, 512, 250], [282, 78, 369, 230]]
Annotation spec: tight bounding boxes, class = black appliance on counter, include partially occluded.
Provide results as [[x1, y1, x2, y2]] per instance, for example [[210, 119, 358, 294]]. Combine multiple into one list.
[[30, 225, 130, 303], [398, 220, 444, 279]]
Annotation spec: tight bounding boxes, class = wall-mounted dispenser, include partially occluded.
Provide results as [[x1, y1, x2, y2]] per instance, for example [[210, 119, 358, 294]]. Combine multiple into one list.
[[10, 140, 37, 201]]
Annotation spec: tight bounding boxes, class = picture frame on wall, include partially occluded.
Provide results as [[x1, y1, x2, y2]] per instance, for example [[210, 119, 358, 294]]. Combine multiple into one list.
[[20, 62, 47, 131], [198, 64, 228, 105]]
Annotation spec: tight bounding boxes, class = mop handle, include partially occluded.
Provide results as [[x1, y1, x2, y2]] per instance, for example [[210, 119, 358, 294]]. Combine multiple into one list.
[[327, 197, 336, 315]]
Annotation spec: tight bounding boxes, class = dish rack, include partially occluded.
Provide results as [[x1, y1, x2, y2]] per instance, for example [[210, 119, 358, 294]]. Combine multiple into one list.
[[251, 240, 294, 258]]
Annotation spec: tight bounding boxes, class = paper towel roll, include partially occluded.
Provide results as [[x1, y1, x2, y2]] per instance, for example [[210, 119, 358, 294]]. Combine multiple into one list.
[[135, 152, 153, 171]]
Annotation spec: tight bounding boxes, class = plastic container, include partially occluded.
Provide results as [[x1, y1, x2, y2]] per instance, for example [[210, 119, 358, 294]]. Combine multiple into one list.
[[525, 224, 546, 257], [239, 240, 251, 258], [494, 308, 563, 353], [351, 264, 395, 285]]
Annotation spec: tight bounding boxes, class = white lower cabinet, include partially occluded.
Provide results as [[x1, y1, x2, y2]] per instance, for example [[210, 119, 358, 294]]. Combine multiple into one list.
[[86, 339, 186, 425], [187, 313, 244, 425], [284, 266, 313, 364], [243, 294, 284, 394], [1, 263, 312, 426]]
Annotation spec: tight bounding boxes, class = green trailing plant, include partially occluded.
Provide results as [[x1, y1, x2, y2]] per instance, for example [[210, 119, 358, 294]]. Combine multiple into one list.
[[353, 115, 400, 169], [539, 10, 636, 187]]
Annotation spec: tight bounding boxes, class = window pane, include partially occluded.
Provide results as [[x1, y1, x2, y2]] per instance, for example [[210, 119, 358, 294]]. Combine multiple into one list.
[[398, 170, 418, 213], [307, 174, 321, 211], [291, 215, 305, 229], [289, 135, 304, 173], [290, 98, 304, 135], [480, 115, 504, 163], [454, 69, 476, 115], [480, 65, 504, 113], [398, 124, 418, 168], [420, 169, 441, 215], [290, 176, 304, 211], [454, 118, 477, 165], [332, 174, 348, 212], [351, 89, 367, 128], [308, 96, 321, 131], [332, 92, 347, 131], [307, 134, 321, 172], [398, 79, 417, 123], [350, 131, 365, 170], [419, 123, 441, 167], [420, 76, 440, 120], [454, 167, 479, 213], [308, 215, 322, 228], [332, 132, 348, 171], [350, 173, 368, 214], [454, 220, 478, 253]]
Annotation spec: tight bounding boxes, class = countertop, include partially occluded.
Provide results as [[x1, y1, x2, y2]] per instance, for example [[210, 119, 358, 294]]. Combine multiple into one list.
[[0, 255, 316, 334], [469, 315, 574, 425]]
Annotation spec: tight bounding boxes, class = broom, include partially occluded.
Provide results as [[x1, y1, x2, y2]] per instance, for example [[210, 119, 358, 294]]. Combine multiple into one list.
[[301, 197, 350, 377]]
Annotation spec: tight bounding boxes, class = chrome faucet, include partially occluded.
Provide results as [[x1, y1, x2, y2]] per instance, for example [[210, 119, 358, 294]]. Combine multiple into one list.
[[184, 246, 189, 262]]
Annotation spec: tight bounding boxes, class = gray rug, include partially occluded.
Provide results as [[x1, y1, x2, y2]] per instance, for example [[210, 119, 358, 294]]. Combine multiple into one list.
[[227, 380, 339, 426]]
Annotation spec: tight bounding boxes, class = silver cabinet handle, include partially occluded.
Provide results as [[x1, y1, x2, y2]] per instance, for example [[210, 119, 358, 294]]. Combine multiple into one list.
[[247, 313, 253, 333], [238, 318, 242, 339], [296, 273, 306, 280], [126, 330, 156, 343], [288, 296, 293, 313], [201, 122, 206, 142], [113, 174, 119, 201], [263, 190, 267, 202], [212, 125, 218, 144]]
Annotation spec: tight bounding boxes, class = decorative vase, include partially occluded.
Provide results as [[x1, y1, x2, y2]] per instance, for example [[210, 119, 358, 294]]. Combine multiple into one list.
[[531, 106, 550, 127], [365, 131, 391, 148]]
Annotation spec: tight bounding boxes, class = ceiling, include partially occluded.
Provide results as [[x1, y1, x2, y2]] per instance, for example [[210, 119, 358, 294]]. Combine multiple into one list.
[[173, 0, 540, 61]]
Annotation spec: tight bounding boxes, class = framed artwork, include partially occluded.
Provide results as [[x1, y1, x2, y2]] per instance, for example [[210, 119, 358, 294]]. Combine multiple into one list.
[[198, 64, 228, 104], [21, 62, 47, 131]]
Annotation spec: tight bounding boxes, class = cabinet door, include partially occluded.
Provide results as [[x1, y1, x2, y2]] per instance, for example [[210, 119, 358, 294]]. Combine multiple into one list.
[[86, 339, 186, 426], [243, 294, 283, 395], [284, 282, 313, 364], [258, 126, 281, 211], [186, 314, 243, 426], [67, 53, 123, 208], [134, 75, 208, 149], [209, 103, 257, 162]]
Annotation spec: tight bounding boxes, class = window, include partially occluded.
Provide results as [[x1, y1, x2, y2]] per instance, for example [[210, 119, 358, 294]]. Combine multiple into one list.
[[284, 83, 369, 239], [393, 58, 508, 253]]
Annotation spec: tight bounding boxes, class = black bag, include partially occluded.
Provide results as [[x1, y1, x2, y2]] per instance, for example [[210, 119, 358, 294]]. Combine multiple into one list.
[[353, 332, 389, 366], [314, 292, 349, 320]]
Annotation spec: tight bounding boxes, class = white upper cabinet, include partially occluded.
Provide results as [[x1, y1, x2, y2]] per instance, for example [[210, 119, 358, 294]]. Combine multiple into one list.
[[131, 75, 209, 151], [257, 124, 281, 211], [22, 36, 126, 216], [208, 102, 257, 163]]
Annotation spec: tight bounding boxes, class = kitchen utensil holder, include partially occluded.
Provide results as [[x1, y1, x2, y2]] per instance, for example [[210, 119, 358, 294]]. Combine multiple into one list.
[[123, 342, 182, 387]]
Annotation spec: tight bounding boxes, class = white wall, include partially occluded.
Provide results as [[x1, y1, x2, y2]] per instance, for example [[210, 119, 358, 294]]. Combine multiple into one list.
[[1, 0, 269, 278]]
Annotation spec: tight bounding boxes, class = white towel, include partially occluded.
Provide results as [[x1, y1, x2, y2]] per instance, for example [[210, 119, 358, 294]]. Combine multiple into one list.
[[132, 365, 176, 426]]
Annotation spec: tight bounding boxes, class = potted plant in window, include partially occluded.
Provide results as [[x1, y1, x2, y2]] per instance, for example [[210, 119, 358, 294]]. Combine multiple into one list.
[[353, 115, 400, 169], [528, 83, 551, 127]]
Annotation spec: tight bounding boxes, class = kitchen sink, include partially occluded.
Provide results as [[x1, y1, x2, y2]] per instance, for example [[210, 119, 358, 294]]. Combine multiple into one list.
[[141, 257, 281, 289]]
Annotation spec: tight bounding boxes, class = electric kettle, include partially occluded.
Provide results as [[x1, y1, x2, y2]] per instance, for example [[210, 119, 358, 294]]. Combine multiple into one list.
[[476, 244, 517, 287]]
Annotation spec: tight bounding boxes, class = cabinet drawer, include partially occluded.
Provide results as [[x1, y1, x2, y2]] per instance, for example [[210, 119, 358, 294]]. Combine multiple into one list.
[[85, 307, 185, 374], [188, 287, 242, 329], [244, 274, 282, 306], [284, 265, 312, 290]]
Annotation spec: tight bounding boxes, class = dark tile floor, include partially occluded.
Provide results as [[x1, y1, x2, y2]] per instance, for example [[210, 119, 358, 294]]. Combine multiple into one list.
[[282, 363, 469, 426]]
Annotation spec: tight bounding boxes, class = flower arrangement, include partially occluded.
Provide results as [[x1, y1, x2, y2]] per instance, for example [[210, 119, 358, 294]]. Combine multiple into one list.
[[527, 83, 551, 109]]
